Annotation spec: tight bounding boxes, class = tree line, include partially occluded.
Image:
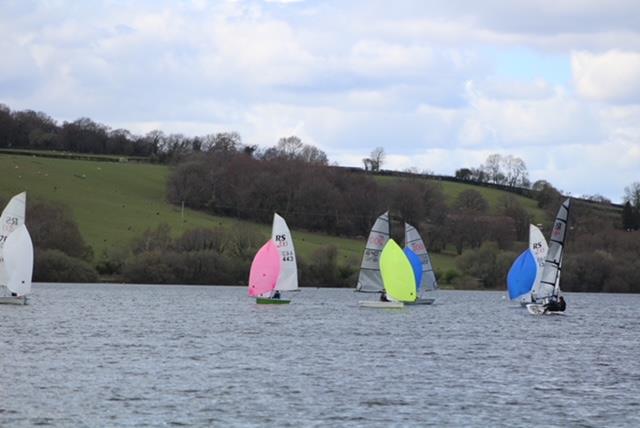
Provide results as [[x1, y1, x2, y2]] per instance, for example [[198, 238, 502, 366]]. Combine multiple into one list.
[[0, 104, 257, 162], [166, 144, 541, 248], [0, 195, 99, 283]]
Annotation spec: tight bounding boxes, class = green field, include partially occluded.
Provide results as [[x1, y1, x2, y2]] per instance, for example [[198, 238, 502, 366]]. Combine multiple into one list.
[[375, 175, 547, 223], [0, 154, 367, 263], [0, 153, 544, 275]]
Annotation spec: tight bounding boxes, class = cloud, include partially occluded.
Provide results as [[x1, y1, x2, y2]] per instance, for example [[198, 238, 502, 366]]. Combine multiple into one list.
[[1, 0, 640, 201], [572, 50, 640, 103]]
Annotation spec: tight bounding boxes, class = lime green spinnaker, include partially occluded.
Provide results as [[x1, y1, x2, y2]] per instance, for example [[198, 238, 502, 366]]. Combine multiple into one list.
[[379, 239, 416, 302]]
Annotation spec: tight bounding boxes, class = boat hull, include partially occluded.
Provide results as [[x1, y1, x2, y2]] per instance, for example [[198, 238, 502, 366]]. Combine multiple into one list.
[[526, 303, 565, 315], [358, 300, 404, 308], [256, 297, 290, 305], [405, 298, 435, 305], [0, 296, 28, 305]]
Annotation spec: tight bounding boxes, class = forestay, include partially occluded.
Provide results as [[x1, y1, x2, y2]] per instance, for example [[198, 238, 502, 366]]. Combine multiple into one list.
[[3, 225, 33, 296], [356, 211, 389, 292], [533, 198, 571, 300], [271, 213, 298, 291], [0, 192, 26, 292], [404, 223, 438, 292]]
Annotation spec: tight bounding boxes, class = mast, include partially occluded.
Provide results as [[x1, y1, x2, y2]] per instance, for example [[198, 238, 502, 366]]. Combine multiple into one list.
[[534, 198, 571, 300]]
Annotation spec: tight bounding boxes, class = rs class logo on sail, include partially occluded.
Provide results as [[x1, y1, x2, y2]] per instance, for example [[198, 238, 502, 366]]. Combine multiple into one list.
[[274, 234, 288, 247]]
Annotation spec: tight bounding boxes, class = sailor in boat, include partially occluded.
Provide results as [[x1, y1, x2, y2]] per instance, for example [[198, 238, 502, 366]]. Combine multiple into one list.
[[380, 291, 389, 302], [272, 290, 281, 300], [544, 296, 566, 313]]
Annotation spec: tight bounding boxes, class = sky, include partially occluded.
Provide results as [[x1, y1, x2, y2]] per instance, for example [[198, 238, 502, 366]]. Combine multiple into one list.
[[1, 0, 639, 202]]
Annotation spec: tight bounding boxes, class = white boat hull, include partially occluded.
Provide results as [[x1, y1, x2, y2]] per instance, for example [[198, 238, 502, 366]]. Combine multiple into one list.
[[358, 300, 404, 308], [406, 298, 435, 305], [0, 296, 28, 305]]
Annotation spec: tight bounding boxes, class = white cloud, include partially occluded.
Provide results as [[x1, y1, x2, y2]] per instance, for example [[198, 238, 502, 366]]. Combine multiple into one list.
[[572, 50, 640, 103]]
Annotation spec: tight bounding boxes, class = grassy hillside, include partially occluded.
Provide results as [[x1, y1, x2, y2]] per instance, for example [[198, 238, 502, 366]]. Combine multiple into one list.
[[0, 153, 549, 276], [0, 154, 368, 264], [375, 175, 548, 224]]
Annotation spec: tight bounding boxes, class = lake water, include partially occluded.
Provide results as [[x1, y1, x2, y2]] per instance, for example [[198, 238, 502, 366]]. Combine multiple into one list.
[[1, 284, 639, 427]]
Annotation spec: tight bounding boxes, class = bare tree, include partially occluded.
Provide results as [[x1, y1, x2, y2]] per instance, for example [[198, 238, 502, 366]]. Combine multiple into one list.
[[624, 182, 640, 208], [300, 144, 328, 165], [277, 136, 304, 159], [503, 155, 529, 187], [370, 147, 385, 172], [483, 154, 503, 184]]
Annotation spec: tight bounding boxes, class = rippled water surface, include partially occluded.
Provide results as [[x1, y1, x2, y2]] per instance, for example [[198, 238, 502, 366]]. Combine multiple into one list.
[[1, 284, 639, 427]]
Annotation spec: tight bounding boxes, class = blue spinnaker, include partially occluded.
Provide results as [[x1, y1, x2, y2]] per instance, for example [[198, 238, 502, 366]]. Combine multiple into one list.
[[507, 249, 537, 301], [404, 247, 423, 293]]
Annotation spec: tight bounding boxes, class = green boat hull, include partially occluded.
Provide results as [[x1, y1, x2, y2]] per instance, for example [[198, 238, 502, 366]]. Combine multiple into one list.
[[256, 297, 291, 305]]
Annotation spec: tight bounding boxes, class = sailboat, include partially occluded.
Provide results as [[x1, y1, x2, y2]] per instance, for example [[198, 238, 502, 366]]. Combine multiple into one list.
[[0, 225, 33, 305], [506, 224, 548, 306], [248, 240, 283, 303], [355, 211, 389, 294], [359, 239, 416, 308], [0, 192, 32, 305], [404, 223, 438, 305], [527, 198, 571, 315], [248, 213, 298, 304]]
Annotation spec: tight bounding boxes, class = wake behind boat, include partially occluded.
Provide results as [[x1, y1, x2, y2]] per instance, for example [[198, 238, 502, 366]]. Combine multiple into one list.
[[358, 300, 404, 309]]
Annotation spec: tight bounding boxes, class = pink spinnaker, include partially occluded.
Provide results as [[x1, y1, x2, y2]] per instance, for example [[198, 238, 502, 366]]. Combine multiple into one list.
[[248, 240, 282, 297]]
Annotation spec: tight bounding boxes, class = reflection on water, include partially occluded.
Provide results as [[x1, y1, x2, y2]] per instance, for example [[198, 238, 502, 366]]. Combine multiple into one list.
[[1, 284, 639, 427]]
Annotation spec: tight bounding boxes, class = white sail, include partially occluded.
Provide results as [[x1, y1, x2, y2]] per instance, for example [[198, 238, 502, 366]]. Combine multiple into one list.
[[3, 225, 33, 296], [533, 198, 571, 300], [0, 192, 27, 292], [404, 223, 438, 292], [356, 211, 389, 292], [529, 224, 548, 300], [271, 213, 298, 291]]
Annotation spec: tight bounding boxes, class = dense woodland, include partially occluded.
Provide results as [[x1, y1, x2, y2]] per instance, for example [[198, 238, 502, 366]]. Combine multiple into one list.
[[2, 103, 640, 292]]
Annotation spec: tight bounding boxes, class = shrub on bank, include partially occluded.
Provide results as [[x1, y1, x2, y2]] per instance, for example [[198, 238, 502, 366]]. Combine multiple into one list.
[[34, 249, 99, 283]]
